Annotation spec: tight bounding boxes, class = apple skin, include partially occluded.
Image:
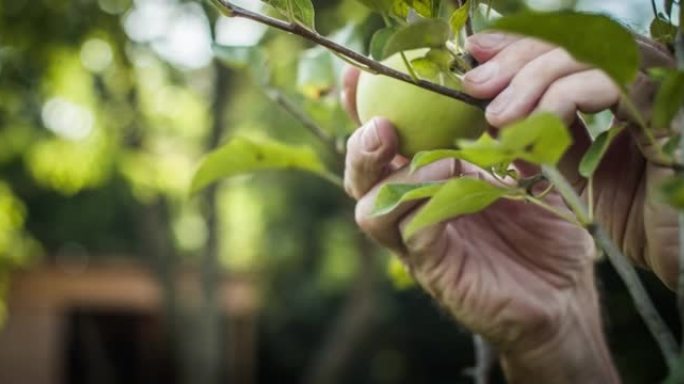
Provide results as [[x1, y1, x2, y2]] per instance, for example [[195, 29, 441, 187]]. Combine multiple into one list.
[[356, 51, 487, 156]]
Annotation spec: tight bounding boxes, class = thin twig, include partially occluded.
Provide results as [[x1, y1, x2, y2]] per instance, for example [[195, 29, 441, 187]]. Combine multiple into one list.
[[542, 165, 680, 368], [264, 88, 342, 157], [215, 0, 488, 110], [592, 225, 679, 369]]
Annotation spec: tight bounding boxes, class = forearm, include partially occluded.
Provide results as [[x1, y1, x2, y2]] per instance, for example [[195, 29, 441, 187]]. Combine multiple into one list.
[[500, 274, 620, 384]]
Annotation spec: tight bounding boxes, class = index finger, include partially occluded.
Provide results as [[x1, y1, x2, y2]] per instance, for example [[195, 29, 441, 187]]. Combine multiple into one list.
[[465, 32, 521, 63]]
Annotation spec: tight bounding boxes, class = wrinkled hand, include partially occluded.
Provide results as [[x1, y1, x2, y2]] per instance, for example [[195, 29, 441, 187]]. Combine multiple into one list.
[[342, 44, 619, 381], [462, 32, 679, 289]]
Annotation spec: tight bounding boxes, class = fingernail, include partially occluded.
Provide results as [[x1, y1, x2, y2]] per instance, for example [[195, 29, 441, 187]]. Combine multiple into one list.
[[362, 119, 381, 152], [473, 33, 505, 49], [464, 62, 497, 84], [487, 87, 514, 116]]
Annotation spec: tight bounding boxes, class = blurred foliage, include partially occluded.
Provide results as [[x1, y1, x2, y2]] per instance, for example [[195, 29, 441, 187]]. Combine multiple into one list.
[[0, 0, 681, 383]]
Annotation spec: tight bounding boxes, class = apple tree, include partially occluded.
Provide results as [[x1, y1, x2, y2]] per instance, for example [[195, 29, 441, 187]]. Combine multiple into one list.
[[195, 0, 684, 381]]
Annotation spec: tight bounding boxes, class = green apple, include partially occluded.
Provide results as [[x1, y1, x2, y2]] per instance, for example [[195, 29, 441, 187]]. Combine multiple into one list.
[[356, 50, 487, 156]]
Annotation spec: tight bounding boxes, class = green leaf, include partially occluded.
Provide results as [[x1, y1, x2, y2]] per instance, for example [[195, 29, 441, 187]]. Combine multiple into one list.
[[388, 0, 436, 19], [578, 124, 624, 178], [661, 176, 684, 209], [491, 11, 639, 85], [498, 113, 572, 165], [410, 57, 440, 80], [410, 149, 462, 172], [449, 0, 469, 37], [296, 47, 335, 99], [191, 136, 330, 194], [370, 27, 398, 60], [456, 132, 514, 168], [262, 0, 315, 29], [650, 16, 677, 45], [404, 178, 509, 237], [652, 69, 684, 129], [456, 113, 572, 167], [381, 19, 450, 59], [409, 114, 571, 173], [372, 182, 444, 216]]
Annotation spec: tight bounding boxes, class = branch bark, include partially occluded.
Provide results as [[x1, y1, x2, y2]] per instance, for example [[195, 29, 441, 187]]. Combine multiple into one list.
[[215, 0, 487, 109]]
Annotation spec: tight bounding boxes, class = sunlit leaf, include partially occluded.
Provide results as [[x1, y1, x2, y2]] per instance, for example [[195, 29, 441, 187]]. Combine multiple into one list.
[[391, 0, 411, 19], [651, 69, 684, 129], [454, 113, 571, 169], [492, 11, 639, 85], [578, 124, 624, 178], [382, 19, 450, 59], [456, 132, 513, 168], [498, 113, 572, 165], [191, 136, 331, 194], [410, 0, 433, 18], [410, 149, 462, 172], [449, 0, 469, 37], [262, 0, 315, 29], [372, 182, 444, 216], [404, 178, 509, 237], [410, 57, 440, 80]]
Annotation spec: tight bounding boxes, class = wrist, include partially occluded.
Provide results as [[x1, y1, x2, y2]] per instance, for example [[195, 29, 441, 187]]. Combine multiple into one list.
[[500, 272, 620, 384]]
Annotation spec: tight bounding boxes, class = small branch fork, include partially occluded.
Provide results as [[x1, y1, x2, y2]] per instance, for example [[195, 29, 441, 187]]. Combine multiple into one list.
[[215, 0, 488, 110]]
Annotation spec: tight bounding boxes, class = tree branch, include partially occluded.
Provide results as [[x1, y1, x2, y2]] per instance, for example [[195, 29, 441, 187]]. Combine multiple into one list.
[[264, 87, 344, 158], [215, 0, 488, 110], [542, 165, 679, 369]]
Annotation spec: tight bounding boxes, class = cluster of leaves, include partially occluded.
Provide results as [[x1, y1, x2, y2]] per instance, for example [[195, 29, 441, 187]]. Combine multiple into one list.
[[196, 0, 684, 376], [198, 0, 684, 230]]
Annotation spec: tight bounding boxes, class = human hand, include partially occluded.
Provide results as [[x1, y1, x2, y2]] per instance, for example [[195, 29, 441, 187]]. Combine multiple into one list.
[[463, 32, 679, 288], [341, 69, 619, 383]]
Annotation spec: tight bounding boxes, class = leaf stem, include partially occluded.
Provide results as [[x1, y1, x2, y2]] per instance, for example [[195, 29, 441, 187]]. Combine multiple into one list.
[[215, 0, 488, 109], [400, 51, 420, 82], [522, 195, 582, 227]]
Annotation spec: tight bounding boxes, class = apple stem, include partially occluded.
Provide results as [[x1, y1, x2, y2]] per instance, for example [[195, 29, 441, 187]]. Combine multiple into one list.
[[214, 0, 489, 110]]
